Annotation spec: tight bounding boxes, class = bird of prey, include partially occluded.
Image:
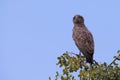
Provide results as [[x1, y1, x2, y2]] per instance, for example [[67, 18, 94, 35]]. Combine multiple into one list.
[[72, 14, 94, 64]]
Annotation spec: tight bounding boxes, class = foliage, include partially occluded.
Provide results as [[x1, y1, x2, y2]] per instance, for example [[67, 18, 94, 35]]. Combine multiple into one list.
[[49, 50, 120, 80]]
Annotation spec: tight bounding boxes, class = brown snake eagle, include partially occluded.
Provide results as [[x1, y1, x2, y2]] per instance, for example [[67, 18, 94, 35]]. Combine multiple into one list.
[[72, 14, 94, 64]]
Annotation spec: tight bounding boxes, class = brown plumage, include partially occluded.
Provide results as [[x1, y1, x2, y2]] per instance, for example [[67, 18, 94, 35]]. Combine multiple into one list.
[[72, 14, 94, 64]]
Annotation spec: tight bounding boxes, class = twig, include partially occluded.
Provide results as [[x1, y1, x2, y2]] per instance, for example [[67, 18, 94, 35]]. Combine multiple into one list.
[[99, 56, 118, 79]]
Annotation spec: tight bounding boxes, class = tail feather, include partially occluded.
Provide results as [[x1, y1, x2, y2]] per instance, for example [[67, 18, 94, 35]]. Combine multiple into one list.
[[85, 53, 93, 64]]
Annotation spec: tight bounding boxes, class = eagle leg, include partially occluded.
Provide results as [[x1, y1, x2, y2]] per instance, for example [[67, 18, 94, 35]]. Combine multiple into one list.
[[79, 51, 81, 56]]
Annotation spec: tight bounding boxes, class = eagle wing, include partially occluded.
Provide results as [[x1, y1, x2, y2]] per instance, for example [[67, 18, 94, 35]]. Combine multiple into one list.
[[73, 26, 94, 64]]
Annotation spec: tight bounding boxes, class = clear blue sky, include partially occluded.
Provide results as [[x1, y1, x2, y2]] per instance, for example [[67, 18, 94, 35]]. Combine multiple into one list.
[[0, 0, 120, 80]]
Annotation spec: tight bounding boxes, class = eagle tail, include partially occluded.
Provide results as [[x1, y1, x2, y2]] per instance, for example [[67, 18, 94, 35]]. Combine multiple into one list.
[[85, 53, 93, 64]]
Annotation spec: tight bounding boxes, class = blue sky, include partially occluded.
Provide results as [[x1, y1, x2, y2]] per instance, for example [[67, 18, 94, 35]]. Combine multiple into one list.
[[0, 0, 120, 80]]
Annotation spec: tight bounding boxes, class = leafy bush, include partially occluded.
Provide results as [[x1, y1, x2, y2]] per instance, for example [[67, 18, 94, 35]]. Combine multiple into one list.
[[49, 50, 120, 80]]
